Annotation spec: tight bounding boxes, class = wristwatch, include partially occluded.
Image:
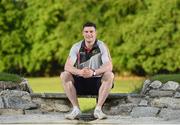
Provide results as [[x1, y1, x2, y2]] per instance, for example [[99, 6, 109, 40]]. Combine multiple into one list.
[[93, 70, 96, 76]]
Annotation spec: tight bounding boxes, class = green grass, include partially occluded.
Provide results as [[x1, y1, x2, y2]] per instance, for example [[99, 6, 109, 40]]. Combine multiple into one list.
[[28, 77, 144, 93], [28, 77, 64, 93], [0, 72, 22, 83], [28, 76, 144, 112], [150, 74, 180, 83]]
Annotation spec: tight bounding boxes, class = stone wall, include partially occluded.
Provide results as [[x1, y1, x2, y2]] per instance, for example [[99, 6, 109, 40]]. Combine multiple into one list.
[[103, 80, 180, 120], [0, 79, 180, 121]]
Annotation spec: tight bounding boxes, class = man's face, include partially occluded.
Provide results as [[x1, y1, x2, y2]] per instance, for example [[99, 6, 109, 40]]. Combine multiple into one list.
[[83, 26, 96, 44]]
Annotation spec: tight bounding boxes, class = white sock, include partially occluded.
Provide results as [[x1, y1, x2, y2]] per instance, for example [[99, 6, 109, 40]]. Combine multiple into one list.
[[73, 106, 80, 111], [95, 106, 101, 111]]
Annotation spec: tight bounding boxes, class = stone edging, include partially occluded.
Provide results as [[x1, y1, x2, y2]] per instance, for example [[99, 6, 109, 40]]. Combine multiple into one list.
[[0, 79, 180, 121]]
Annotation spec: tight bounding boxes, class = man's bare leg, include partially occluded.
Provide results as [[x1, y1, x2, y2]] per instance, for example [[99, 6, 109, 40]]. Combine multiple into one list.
[[97, 71, 114, 107], [60, 71, 79, 107], [60, 71, 81, 120], [94, 71, 114, 119]]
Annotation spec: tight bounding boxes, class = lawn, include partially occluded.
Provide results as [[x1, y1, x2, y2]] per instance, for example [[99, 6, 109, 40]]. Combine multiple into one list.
[[28, 76, 144, 93], [28, 76, 144, 112]]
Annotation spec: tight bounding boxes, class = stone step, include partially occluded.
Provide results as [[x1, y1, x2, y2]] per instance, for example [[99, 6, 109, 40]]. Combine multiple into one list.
[[30, 93, 142, 99]]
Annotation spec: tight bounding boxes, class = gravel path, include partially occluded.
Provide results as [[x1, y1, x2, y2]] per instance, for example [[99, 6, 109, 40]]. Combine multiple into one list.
[[0, 114, 179, 124]]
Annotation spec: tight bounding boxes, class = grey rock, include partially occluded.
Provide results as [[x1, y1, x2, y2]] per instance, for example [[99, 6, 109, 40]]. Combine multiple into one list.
[[174, 92, 180, 98], [3, 96, 37, 109], [0, 109, 24, 115], [126, 96, 141, 104], [140, 79, 151, 95], [0, 81, 19, 90], [0, 90, 31, 101], [19, 78, 33, 93], [103, 103, 136, 115], [54, 103, 71, 112], [139, 99, 148, 106], [131, 107, 159, 118], [1, 90, 37, 109], [161, 81, 179, 91], [36, 99, 71, 112], [104, 98, 126, 107], [0, 97, 4, 108], [159, 108, 180, 120], [151, 97, 180, 109], [148, 90, 174, 97], [149, 80, 162, 89], [176, 86, 180, 92], [25, 109, 42, 114]]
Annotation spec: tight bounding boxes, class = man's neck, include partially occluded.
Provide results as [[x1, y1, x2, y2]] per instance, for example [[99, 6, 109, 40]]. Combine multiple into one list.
[[85, 40, 96, 49]]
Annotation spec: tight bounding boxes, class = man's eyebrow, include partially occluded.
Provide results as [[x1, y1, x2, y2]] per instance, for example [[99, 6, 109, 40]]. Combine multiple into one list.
[[84, 30, 94, 32]]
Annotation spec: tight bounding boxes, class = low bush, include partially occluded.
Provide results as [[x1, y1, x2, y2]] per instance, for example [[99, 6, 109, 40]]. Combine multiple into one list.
[[0, 72, 22, 83], [150, 74, 180, 83]]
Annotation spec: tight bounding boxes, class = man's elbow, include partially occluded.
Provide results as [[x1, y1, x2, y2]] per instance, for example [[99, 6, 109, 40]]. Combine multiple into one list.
[[108, 62, 113, 71], [64, 65, 68, 71], [109, 65, 113, 71]]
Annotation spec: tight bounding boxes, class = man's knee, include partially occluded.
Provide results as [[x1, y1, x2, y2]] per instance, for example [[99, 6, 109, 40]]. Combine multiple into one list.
[[60, 71, 73, 82], [102, 71, 114, 83]]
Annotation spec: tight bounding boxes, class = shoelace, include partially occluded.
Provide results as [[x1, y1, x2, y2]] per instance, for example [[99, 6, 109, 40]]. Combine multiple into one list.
[[70, 109, 80, 118]]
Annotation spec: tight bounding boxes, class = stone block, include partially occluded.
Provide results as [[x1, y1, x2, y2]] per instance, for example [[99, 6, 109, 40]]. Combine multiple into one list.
[[130, 107, 159, 118], [37, 98, 71, 112], [3, 96, 37, 109], [24, 109, 42, 114], [103, 103, 136, 115], [148, 90, 174, 97], [159, 108, 180, 120], [0, 90, 31, 101], [151, 97, 180, 109], [126, 96, 141, 104], [0, 109, 24, 115], [161, 81, 179, 91], [139, 99, 148, 106], [140, 79, 151, 95], [0, 97, 4, 108], [149, 80, 162, 89], [174, 92, 180, 98]]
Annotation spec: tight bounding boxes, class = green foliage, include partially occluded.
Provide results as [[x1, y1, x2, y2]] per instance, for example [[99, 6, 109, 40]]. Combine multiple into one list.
[[0, 0, 180, 76], [150, 74, 180, 83], [0, 72, 22, 83]]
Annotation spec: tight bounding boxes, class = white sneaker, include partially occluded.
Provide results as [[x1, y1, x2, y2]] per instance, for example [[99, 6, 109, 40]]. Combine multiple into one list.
[[65, 108, 81, 120], [94, 109, 107, 119]]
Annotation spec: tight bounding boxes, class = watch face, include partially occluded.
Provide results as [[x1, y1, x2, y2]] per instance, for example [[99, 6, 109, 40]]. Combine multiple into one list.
[[93, 71, 96, 76]]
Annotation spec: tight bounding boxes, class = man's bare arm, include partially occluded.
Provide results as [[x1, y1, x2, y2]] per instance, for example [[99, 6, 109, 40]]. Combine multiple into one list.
[[64, 57, 94, 78], [94, 61, 113, 75], [64, 57, 81, 76]]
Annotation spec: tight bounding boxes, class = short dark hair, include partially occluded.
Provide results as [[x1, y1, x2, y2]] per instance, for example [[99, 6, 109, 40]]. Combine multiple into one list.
[[83, 22, 96, 30]]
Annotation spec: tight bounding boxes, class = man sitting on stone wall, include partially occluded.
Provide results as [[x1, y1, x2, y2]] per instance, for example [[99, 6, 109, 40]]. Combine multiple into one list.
[[60, 22, 114, 120]]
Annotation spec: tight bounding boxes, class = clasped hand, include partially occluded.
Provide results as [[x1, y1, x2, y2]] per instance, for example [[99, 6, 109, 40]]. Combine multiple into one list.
[[79, 67, 93, 78]]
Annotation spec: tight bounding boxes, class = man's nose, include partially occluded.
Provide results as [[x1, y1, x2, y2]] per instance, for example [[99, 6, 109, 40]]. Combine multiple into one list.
[[87, 32, 92, 36]]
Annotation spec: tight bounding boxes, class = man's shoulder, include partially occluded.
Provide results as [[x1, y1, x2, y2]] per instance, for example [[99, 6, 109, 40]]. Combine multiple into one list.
[[97, 40, 106, 47], [72, 40, 83, 48], [97, 40, 103, 44]]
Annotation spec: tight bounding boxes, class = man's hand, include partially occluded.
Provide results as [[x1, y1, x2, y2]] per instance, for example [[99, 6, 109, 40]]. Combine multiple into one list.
[[79, 67, 93, 78]]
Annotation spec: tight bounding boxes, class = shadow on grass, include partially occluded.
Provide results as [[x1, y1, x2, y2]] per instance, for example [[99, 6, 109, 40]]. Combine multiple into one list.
[[82, 106, 95, 113]]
